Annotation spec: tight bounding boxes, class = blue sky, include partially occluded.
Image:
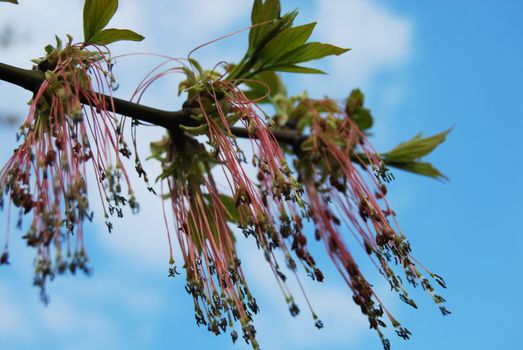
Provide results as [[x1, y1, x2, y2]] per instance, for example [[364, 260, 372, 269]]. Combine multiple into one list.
[[0, 1, 521, 349]]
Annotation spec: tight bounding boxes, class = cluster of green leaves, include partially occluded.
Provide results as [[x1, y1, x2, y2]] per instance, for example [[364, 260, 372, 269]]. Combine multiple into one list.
[[382, 129, 451, 180], [83, 0, 144, 45], [228, 0, 349, 80]]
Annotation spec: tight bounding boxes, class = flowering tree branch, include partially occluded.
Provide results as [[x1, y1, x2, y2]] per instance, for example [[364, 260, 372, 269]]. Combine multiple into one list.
[[0, 1, 451, 349], [0, 62, 305, 146]]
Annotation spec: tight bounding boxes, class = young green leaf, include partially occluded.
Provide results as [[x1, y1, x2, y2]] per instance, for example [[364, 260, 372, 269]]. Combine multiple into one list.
[[249, 0, 282, 52], [180, 123, 210, 136], [266, 65, 326, 74], [83, 0, 118, 41], [0, 0, 19, 4], [383, 129, 451, 163], [227, 9, 297, 80], [276, 42, 350, 66], [88, 28, 145, 46], [377, 128, 450, 180], [259, 22, 316, 65], [387, 161, 448, 180]]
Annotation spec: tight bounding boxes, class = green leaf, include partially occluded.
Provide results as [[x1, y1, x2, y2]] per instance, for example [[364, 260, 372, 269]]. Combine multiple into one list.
[[229, 9, 297, 80], [83, 0, 118, 41], [249, 0, 282, 52], [242, 83, 268, 102], [88, 28, 145, 45], [0, 0, 19, 4], [266, 65, 326, 74], [387, 161, 448, 180], [277, 42, 350, 65], [236, 0, 349, 80], [380, 129, 450, 180], [383, 129, 451, 163], [260, 22, 316, 65]]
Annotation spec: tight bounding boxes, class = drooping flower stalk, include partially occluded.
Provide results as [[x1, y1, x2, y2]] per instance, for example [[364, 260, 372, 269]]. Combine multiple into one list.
[[152, 132, 259, 347], [204, 80, 326, 312], [294, 98, 449, 348], [0, 37, 137, 302]]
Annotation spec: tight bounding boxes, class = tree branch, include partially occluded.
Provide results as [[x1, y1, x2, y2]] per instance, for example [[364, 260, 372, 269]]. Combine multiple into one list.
[[0, 62, 304, 146], [0, 62, 194, 128]]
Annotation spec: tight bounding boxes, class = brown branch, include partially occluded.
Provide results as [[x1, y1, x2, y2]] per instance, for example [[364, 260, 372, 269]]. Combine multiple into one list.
[[0, 62, 303, 145]]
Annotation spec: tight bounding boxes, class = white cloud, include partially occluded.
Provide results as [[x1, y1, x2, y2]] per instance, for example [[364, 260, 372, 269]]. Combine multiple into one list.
[[0, 274, 165, 348], [284, 0, 414, 153], [0, 281, 116, 346], [145, 0, 250, 50], [0, 0, 148, 63], [0, 1, 82, 65], [301, 0, 413, 94]]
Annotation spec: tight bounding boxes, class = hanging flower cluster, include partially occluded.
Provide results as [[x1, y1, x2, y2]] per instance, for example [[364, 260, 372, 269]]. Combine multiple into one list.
[[144, 64, 319, 345], [0, 36, 137, 302], [149, 131, 258, 346], [293, 97, 449, 348]]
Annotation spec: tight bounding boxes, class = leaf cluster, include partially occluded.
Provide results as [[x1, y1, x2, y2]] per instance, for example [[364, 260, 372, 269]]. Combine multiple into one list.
[[228, 0, 349, 80], [382, 129, 451, 179]]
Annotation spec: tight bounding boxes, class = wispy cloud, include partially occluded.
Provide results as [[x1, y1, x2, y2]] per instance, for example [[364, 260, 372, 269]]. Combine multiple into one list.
[[293, 0, 412, 96]]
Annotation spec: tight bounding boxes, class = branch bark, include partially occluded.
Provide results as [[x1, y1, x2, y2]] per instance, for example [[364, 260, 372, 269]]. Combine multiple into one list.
[[0, 62, 304, 146]]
